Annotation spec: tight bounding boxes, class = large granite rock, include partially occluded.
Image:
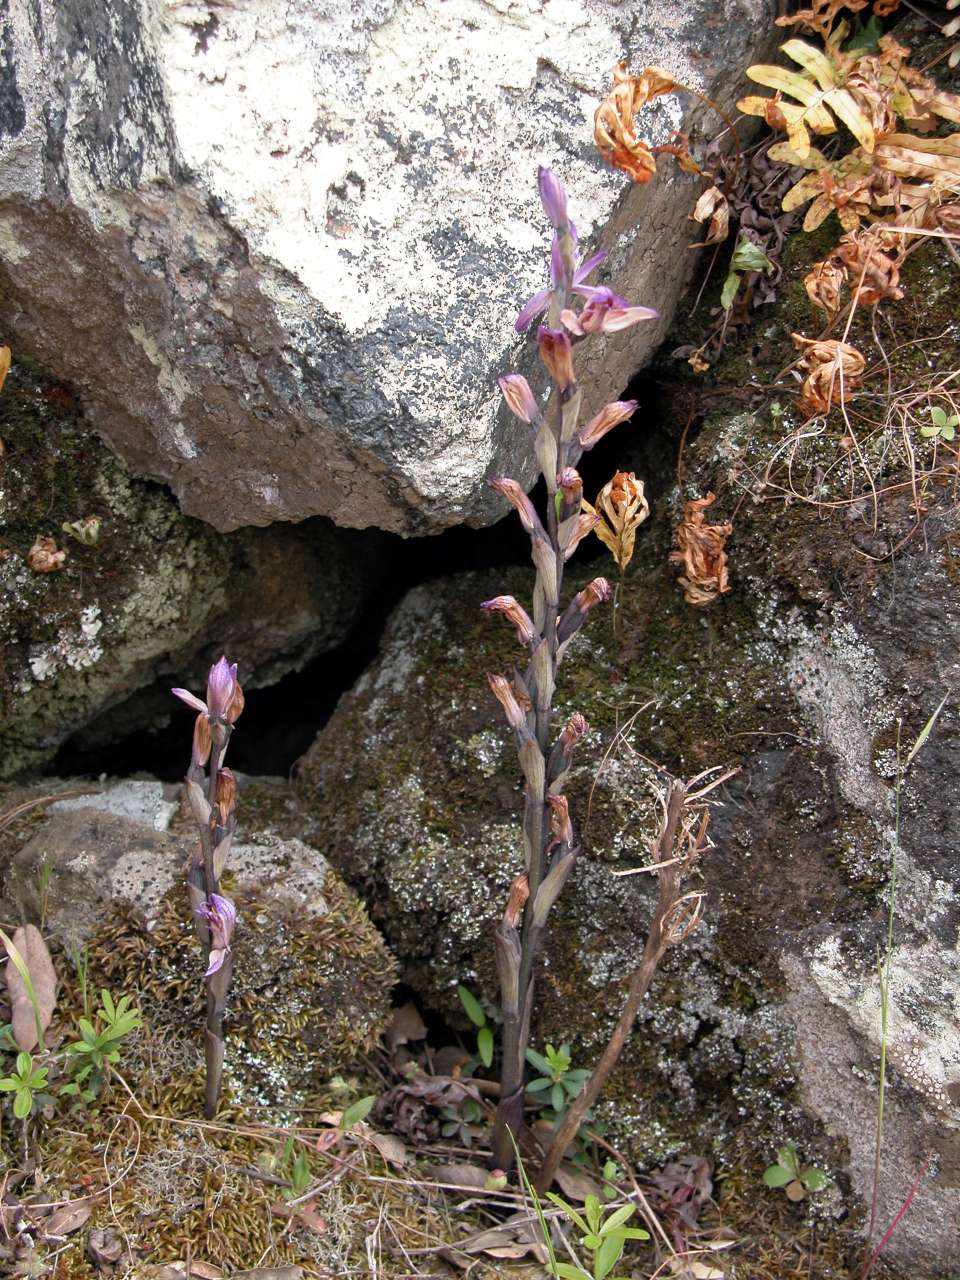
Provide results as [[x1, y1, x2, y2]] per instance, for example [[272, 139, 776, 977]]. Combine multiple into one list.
[[0, 359, 384, 777], [0, 0, 775, 534]]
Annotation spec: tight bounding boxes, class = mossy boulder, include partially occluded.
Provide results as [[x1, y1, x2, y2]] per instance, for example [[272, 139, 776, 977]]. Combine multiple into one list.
[[0, 357, 384, 777]]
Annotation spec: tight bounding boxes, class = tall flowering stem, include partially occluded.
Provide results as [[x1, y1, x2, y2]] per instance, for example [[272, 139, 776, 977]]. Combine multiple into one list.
[[172, 657, 244, 1117], [485, 168, 656, 1172]]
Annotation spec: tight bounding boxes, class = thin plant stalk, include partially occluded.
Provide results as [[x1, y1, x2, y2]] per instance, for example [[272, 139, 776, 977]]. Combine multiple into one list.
[[862, 692, 948, 1265], [485, 167, 657, 1172], [536, 779, 708, 1192]]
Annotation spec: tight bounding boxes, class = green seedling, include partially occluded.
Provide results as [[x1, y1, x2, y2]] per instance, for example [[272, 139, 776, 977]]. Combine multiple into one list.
[[62, 989, 142, 1101], [721, 236, 774, 310], [439, 1094, 485, 1146], [277, 1136, 311, 1200], [545, 1191, 651, 1280], [458, 985, 494, 1069], [526, 1042, 590, 1116], [920, 406, 959, 442], [340, 1094, 376, 1130], [763, 1140, 830, 1201], [0, 1052, 49, 1120]]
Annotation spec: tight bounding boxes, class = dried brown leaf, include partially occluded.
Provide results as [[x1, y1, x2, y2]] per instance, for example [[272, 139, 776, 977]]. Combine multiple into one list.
[[689, 185, 730, 247], [367, 1131, 407, 1169], [4, 924, 57, 1051], [41, 1202, 92, 1239], [804, 258, 847, 321], [670, 494, 732, 607]]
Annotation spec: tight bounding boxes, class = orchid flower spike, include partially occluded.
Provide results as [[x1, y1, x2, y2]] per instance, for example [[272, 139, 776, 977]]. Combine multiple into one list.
[[172, 656, 244, 725]]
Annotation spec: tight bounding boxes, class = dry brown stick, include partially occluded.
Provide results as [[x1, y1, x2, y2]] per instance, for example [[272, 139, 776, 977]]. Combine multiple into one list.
[[535, 781, 688, 1193]]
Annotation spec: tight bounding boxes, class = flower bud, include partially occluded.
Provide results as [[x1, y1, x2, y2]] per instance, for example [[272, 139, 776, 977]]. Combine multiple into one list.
[[576, 577, 612, 614], [487, 673, 527, 731], [537, 166, 568, 229], [192, 713, 212, 768], [559, 712, 589, 753], [488, 477, 543, 539], [579, 400, 638, 450], [481, 595, 537, 645], [562, 511, 599, 560], [498, 374, 540, 425], [215, 767, 237, 822], [205, 656, 237, 721], [558, 467, 582, 505], [547, 794, 574, 850], [504, 870, 530, 928], [537, 327, 575, 391]]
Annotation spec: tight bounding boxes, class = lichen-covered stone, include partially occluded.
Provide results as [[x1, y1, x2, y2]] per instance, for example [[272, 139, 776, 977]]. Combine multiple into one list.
[[0, 0, 776, 534], [0, 360, 384, 776]]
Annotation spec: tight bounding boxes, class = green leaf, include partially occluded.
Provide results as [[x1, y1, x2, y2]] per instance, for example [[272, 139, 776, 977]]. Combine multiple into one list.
[[845, 14, 882, 54], [942, 424, 956, 441], [619, 1227, 650, 1240], [527, 1077, 553, 1093], [595, 1231, 624, 1280], [763, 1164, 794, 1187], [15, 1052, 32, 1077], [582, 1234, 603, 1250], [550, 1264, 591, 1280], [552, 1083, 565, 1112], [584, 1195, 601, 1233], [525, 1047, 552, 1075], [720, 269, 741, 311], [905, 691, 950, 766], [546, 1192, 589, 1235], [801, 1167, 830, 1190], [731, 238, 773, 275], [0, 1077, 18, 1091], [341, 1094, 376, 1130], [457, 986, 486, 1029], [932, 407, 948, 429], [920, 425, 939, 438], [100, 989, 116, 1021], [601, 1205, 636, 1232], [477, 1026, 494, 1069], [58, 1082, 79, 1097], [14, 1087, 32, 1119]]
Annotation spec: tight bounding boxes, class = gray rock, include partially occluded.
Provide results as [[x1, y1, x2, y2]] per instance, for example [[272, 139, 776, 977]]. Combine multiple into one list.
[[0, 363, 385, 777], [0, 0, 775, 534], [50, 778, 179, 830]]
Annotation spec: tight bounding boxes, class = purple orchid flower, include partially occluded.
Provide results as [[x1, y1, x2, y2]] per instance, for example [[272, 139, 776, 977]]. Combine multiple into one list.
[[537, 166, 568, 229], [196, 893, 236, 976], [516, 242, 608, 333], [172, 656, 240, 723], [561, 285, 659, 335]]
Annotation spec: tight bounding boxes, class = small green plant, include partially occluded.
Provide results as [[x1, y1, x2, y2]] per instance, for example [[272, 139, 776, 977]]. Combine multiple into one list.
[[511, 1131, 649, 1280], [0, 1052, 49, 1119], [277, 1136, 311, 1200], [763, 1140, 830, 1201], [36, 860, 54, 929], [458, 985, 494, 1069], [61, 515, 102, 546], [340, 1093, 376, 1129], [439, 1094, 486, 1146], [920, 406, 959, 443], [62, 989, 142, 1101], [721, 236, 773, 310], [526, 1042, 590, 1117]]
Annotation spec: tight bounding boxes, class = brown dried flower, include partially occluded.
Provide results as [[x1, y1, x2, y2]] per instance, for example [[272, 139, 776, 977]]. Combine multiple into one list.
[[27, 535, 66, 573], [670, 493, 732, 607], [595, 62, 678, 184], [689, 185, 730, 247], [583, 471, 650, 575], [804, 258, 847, 322], [791, 333, 866, 416]]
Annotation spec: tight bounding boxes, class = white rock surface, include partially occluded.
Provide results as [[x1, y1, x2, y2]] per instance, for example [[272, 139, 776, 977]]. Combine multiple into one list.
[[0, 0, 775, 533]]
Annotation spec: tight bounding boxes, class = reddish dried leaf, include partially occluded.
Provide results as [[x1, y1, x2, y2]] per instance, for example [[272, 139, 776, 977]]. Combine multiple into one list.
[[4, 924, 57, 1051]]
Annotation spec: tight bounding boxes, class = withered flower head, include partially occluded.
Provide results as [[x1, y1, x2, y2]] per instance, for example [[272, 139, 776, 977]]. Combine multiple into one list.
[[594, 62, 677, 184], [586, 471, 650, 573], [537, 327, 575, 391], [487, 673, 528, 731], [498, 374, 540, 425], [669, 492, 733, 607], [559, 711, 589, 752], [504, 871, 530, 928], [488, 476, 541, 537], [558, 467, 583, 504], [579, 400, 638, 450], [546, 794, 574, 850], [480, 595, 537, 646], [26, 535, 66, 573]]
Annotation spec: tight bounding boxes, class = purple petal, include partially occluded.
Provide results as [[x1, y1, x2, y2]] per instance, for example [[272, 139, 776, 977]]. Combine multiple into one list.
[[205, 656, 237, 719], [601, 305, 660, 332], [574, 284, 629, 307], [515, 287, 551, 333], [210, 893, 237, 935], [573, 251, 607, 284], [537, 166, 568, 228], [172, 688, 207, 714], [204, 948, 227, 977]]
